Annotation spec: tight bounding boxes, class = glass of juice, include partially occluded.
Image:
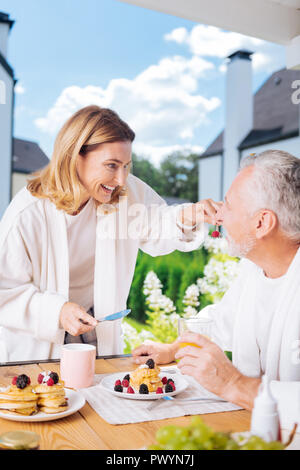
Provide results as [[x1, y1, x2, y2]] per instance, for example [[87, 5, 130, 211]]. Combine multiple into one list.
[[178, 317, 213, 350]]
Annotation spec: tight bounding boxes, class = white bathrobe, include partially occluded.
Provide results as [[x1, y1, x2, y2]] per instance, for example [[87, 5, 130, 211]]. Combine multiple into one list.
[[0, 174, 204, 362], [201, 249, 300, 381]]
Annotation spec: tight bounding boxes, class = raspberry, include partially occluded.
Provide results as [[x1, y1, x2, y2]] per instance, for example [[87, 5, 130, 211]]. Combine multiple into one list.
[[37, 373, 44, 384], [146, 359, 155, 369], [167, 378, 174, 385], [114, 384, 123, 393], [49, 372, 59, 384], [123, 374, 130, 382], [122, 379, 129, 388], [47, 378, 54, 386], [165, 383, 174, 393], [170, 382, 176, 391], [16, 374, 30, 390], [115, 380, 121, 387], [139, 383, 149, 394], [161, 376, 168, 385], [127, 386, 135, 394], [12, 376, 17, 385], [156, 387, 163, 394], [211, 230, 220, 238]]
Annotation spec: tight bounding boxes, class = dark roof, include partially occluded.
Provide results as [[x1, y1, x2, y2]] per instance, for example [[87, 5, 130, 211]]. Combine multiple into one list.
[[201, 68, 300, 157], [0, 50, 14, 79], [12, 138, 49, 174], [0, 12, 15, 30]]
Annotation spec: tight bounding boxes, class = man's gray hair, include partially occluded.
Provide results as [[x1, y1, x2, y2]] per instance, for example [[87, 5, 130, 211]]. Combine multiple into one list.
[[240, 150, 300, 241]]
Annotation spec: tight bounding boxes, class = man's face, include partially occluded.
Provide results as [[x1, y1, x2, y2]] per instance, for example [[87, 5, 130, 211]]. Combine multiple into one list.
[[218, 166, 257, 258]]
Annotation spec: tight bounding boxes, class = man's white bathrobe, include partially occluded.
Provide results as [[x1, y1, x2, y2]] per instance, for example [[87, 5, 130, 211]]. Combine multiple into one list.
[[201, 250, 300, 382], [0, 174, 204, 362]]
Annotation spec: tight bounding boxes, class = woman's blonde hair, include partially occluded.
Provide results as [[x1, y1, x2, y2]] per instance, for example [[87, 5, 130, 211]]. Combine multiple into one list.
[[27, 105, 135, 214]]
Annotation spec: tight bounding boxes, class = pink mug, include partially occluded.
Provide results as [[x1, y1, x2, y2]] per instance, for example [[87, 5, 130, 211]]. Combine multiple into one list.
[[60, 344, 96, 389]]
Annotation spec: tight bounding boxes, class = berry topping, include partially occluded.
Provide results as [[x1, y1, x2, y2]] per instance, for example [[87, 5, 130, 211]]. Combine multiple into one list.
[[165, 383, 174, 393], [161, 377, 168, 385], [12, 376, 17, 385], [47, 378, 54, 386], [156, 387, 163, 394], [123, 374, 130, 382], [146, 358, 155, 369], [16, 374, 30, 390], [139, 383, 149, 394], [37, 373, 44, 384], [114, 384, 123, 393], [122, 379, 129, 388], [115, 379, 121, 387], [127, 386, 135, 394], [49, 372, 59, 384], [211, 230, 220, 238]]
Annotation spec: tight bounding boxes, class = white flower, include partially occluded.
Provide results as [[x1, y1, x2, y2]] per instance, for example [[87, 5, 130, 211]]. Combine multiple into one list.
[[204, 236, 229, 254]]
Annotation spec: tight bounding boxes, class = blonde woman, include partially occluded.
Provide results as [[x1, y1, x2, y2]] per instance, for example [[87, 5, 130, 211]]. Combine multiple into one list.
[[0, 106, 219, 362]]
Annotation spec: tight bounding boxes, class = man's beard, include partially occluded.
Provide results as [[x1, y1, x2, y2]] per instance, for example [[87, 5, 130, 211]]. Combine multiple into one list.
[[226, 232, 257, 258]]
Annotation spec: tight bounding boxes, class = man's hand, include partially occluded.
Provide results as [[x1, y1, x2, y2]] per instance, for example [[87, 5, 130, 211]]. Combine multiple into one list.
[[131, 340, 179, 365], [179, 199, 223, 228], [175, 331, 240, 396], [59, 302, 98, 336]]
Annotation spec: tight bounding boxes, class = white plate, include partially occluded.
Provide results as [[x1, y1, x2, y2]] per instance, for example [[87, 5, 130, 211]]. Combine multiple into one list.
[[99, 370, 188, 400], [0, 389, 86, 422]]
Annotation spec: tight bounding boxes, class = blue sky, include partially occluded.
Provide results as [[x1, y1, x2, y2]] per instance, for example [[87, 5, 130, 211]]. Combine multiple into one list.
[[1, 0, 285, 165]]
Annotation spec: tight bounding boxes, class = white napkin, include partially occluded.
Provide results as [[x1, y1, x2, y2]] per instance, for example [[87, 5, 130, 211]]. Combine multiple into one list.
[[79, 367, 241, 425]]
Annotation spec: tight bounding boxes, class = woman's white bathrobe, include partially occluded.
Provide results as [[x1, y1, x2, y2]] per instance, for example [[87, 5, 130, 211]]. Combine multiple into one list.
[[0, 174, 204, 362]]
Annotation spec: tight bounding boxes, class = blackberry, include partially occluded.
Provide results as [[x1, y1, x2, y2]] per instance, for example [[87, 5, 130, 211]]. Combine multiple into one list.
[[114, 384, 123, 393], [167, 378, 174, 385], [49, 372, 59, 384], [139, 383, 149, 394], [123, 374, 130, 382], [146, 358, 155, 369], [165, 383, 174, 393], [16, 374, 30, 389]]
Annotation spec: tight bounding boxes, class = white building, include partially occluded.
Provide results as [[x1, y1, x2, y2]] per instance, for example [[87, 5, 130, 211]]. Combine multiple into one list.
[[0, 12, 15, 217], [0, 12, 49, 216], [198, 50, 300, 201]]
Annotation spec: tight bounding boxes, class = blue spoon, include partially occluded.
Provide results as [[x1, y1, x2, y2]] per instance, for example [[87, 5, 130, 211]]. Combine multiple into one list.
[[80, 308, 131, 325], [97, 308, 131, 323]]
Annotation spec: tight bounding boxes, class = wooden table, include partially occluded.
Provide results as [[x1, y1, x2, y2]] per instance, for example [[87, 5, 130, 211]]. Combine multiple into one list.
[[0, 356, 251, 450]]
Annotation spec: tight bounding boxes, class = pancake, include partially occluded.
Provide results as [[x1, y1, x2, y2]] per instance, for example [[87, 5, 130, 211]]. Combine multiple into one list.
[[0, 380, 38, 416], [34, 371, 68, 414], [130, 363, 163, 393]]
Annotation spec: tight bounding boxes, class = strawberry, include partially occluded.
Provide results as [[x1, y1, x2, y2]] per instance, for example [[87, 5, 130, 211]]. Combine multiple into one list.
[[114, 379, 121, 387], [211, 230, 220, 238], [156, 387, 163, 394], [161, 376, 168, 385], [127, 386, 135, 394], [122, 379, 129, 387], [12, 376, 18, 385]]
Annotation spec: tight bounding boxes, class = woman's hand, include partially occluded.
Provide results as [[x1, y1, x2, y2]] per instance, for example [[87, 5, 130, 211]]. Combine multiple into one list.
[[179, 199, 223, 227], [59, 302, 98, 336], [131, 339, 179, 365]]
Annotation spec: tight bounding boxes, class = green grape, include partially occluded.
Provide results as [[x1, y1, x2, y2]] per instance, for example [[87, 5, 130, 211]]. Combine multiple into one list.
[[148, 417, 284, 451]]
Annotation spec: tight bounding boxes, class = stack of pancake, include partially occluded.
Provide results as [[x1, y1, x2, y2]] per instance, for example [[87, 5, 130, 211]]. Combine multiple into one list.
[[0, 383, 38, 416], [130, 363, 163, 392], [34, 374, 68, 414]]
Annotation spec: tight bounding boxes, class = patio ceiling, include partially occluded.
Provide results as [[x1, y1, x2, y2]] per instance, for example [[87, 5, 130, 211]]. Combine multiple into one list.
[[119, 0, 300, 68]]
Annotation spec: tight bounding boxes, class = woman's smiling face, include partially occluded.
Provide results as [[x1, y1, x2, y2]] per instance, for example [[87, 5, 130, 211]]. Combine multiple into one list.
[[76, 141, 132, 203]]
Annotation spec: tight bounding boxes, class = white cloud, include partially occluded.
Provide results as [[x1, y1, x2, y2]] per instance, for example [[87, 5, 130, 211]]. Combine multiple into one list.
[[164, 24, 284, 74], [14, 83, 25, 94], [133, 142, 204, 167], [34, 54, 220, 163]]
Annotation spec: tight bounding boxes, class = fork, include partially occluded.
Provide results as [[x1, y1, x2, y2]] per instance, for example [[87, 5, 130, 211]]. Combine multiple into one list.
[[146, 395, 227, 411]]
